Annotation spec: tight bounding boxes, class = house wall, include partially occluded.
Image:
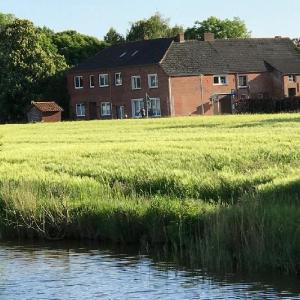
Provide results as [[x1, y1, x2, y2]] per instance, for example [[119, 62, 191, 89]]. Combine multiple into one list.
[[170, 73, 276, 116], [41, 111, 62, 122], [67, 65, 170, 120], [27, 107, 42, 122], [283, 75, 300, 97]]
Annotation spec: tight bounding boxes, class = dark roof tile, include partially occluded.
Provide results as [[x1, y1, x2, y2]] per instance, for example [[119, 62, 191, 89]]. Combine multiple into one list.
[[71, 38, 173, 71], [161, 38, 300, 75], [32, 101, 63, 112]]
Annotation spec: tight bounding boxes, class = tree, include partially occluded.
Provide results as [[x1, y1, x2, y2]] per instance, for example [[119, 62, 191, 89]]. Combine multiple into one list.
[[293, 38, 300, 53], [185, 16, 251, 40], [0, 19, 68, 122], [104, 27, 125, 45], [51, 30, 107, 66], [0, 12, 15, 31], [126, 13, 184, 41]]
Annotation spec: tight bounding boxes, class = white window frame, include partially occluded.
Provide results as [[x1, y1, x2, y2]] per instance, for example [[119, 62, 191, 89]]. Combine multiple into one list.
[[99, 74, 109, 87], [115, 73, 122, 86], [213, 75, 228, 86], [74, 76, 83, 89], [131, 76, 141, 90], [288, 75, 296, 82], [76, 103, 85, 117], [148, 97, 161, 117], [89, 75, 95, 88], [101, 102, 112, 116], [131, 98, 144, 118], [148, 74, 158, 89], [238, 75, 248, 88]]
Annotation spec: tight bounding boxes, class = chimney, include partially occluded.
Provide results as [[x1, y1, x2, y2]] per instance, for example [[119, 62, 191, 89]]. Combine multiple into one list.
[[204, 32, 215, 42], [175, 33, 185, 43]]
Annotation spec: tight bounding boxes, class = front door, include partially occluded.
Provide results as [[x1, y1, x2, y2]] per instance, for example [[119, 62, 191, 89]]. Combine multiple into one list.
[[89, 102, 97, 119]]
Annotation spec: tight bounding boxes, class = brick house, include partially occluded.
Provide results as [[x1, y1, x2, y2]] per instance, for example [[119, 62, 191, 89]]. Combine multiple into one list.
[[67, 33, 300, 119]]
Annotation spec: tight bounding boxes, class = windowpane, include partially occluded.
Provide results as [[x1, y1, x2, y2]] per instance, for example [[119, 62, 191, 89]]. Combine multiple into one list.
[[90, 75, 95, 88], [75, 76, 83, 89], [132, 76, 141, 89], [115, 73, 122, 86], [238, 76, 247, 87], [76, 103, 85, 116], [101, 102, 111, 116], [99, 74, 109, 87], [220, 76, 226, 84], [213, 75, 227, 85], [149, 98, 161, 116], [148, 74, 158, 88]]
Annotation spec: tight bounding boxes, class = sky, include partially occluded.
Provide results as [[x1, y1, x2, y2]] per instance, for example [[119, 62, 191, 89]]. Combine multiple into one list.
[[0, 0, 299, 39]]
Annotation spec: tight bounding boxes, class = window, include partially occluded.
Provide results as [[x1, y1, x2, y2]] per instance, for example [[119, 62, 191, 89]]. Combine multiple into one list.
[[288, 75, 296, 82], [131, 50, 139, 57], [101, 102, 112, 116], [132, 98, 161, 118], [76, 103, 85, 117], [99, 74, 109, 87], [238, 75, 248, 88], [90, 75, 95, 88], [132, 76, 141, 90], [132, 99, 144, 118], [74, 76, 83, 89], [115, 73, 122, 86], [148, 74, 158, 88], [149, 98, 161, 117], [120, 52, 127, 58], [213, 75, 227, 85]]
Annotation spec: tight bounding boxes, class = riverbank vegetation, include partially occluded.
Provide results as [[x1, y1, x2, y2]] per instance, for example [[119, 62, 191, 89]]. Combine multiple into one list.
[[0, 114, 300, 275]]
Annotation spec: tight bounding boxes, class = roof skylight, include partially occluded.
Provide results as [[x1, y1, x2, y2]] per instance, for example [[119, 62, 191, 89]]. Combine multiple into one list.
[[131, 50, 139, 57], [120, 52, 127, 58]]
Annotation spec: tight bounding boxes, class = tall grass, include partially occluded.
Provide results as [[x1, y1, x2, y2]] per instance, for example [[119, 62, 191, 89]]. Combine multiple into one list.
[[0, 114, 300, 275]]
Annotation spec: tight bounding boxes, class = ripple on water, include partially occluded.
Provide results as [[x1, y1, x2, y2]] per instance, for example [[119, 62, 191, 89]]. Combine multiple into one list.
[[0, 242, 299, 300]]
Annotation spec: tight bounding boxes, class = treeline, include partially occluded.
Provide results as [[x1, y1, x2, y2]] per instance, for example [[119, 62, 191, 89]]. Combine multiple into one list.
[[0, 11, 297, 122]]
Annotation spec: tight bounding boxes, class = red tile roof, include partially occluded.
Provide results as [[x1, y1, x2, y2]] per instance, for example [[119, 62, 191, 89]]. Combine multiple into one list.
[[32, 101, 63, 112]]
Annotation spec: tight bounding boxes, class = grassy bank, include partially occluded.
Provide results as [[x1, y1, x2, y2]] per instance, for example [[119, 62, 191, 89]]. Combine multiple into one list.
[[0, 114, 300, 275]]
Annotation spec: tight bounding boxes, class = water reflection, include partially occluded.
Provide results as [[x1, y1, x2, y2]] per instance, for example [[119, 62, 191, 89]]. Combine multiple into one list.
[[0, 241, 299, 300]]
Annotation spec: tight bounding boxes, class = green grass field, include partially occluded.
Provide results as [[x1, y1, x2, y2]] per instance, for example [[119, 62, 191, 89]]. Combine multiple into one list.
[[0, 114, 300, 274]]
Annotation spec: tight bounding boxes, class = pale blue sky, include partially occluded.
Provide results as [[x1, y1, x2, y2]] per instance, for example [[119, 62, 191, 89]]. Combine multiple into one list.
[[0, 0, 298, 39]]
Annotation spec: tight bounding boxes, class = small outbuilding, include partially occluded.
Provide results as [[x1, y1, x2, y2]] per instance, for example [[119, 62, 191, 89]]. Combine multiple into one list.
[[27, 101, 63, 123]]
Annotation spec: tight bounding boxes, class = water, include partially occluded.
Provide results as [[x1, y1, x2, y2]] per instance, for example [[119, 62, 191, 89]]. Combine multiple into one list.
[[0, 242, 299, 300]]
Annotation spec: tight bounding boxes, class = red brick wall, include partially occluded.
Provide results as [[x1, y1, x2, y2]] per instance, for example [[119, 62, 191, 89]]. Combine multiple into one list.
[[68, 66, 290, 118], [283, 75, 300, 97], [41, 111, 62, 122], [170, 73, 277, 116], [67, 65, 171, 119]]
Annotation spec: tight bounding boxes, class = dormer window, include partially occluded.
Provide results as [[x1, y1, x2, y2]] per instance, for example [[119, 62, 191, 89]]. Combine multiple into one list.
[[74, 76, 83, 89]]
